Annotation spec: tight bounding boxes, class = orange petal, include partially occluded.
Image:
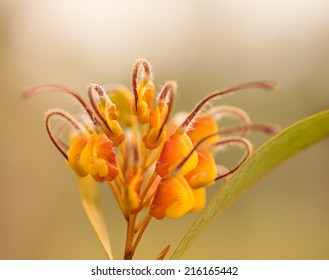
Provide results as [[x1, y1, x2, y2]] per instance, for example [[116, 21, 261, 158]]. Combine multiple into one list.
[[121, 171, 143, 215], [143, 103, 168, 149], [80, 133, 119, 182], [149, 102, 168, 128], [185, 150, 217, 189], [190, 187, 206, 212], [132, 79, 155, 123], [155, 132, 198, 177], [138, 79, 155, 108], [67, 134, 90, 177], [103, 120, 125, 146], [150, 176, 195, 219], [187, 113, 220, 145]]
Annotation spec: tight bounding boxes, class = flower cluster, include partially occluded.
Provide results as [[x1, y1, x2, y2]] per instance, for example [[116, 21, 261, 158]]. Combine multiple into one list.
[[22, 59, 277, 221], [23, 59, 278, 259]]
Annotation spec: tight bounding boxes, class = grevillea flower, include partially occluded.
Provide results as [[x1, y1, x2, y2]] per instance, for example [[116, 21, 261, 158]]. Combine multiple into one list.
[[22, 59, 278, 259]]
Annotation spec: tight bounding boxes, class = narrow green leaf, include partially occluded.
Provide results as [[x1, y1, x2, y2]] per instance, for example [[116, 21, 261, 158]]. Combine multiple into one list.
[[171, 110, 329, 260], [78, 175, 113, 259]]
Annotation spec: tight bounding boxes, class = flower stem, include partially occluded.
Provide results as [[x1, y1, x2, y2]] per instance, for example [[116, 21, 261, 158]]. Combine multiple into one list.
[[108, 181, 127, 219], [130, 213, 152, 259], [140, 171, 158, 202], [124, 214, 136, 260]]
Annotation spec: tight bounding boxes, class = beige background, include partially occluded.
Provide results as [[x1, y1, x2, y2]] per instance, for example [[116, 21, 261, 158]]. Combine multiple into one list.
[[1, 0, 329, 259]]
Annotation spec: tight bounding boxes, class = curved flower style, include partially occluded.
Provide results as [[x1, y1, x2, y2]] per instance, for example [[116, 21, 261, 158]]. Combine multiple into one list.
[[22, 59, 278, 259]]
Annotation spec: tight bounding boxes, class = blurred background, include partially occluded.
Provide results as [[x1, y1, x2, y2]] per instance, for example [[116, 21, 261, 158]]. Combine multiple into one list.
[[1, 0, 329, 259]]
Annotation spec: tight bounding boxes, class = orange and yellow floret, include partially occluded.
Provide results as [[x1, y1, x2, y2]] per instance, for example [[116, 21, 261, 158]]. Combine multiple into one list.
[[22, 59, 277, 220]]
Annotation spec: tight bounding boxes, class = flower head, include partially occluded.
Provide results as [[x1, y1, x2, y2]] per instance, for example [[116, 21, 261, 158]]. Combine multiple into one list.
[[22, 59, 277, 222], [68, 132, 119, 182]]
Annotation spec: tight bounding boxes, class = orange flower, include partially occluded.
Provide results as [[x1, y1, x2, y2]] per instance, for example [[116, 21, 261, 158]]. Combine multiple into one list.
[[121, 169, 143, 215], [150, 176, 195, 219], [66, 133, 90, 177], [131, 59, 155, 124], [186, 113, 220, 145], [184, 150, 217, 189], [22, 59, 277, 221], [155, 132, 198, 178], [143, 82, 176, 150], [190, 187, 206, 212], [88, 84, 125, 146], [78, 132, 119, 182]]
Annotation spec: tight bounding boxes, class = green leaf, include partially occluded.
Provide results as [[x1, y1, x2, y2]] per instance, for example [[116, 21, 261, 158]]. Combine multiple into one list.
[[78, 175, 113, 259], [170, 110, 329, 260]]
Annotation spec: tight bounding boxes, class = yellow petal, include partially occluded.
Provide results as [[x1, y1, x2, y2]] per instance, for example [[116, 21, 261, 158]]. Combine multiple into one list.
[[143, 103, 168, 149], [103, 120, 125, 146], [80, 133, 119, 182], [138, 79, 155, 108], [67, 134, 89, 177], [185, 150, 217, 189], [132, 79, 155, 123], [150, 176, 195, 219], [121, 171, 143, 215], [190, 187, 206, 212], [155, 132, 198, 177]]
